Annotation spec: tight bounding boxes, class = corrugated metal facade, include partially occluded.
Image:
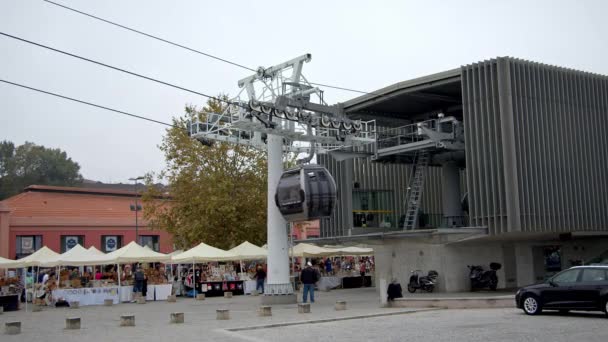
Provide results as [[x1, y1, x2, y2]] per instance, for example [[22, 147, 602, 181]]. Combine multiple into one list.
[[318, 142, 446, 238], [320, 57, 608, 238], [462, 57, 608, 235]]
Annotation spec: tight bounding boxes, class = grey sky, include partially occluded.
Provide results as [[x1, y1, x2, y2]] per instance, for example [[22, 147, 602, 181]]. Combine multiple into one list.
[[1, 0, 607, 183]]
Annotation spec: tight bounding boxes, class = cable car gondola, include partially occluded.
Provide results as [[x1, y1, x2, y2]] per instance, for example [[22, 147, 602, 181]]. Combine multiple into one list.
[[274, 164, 337, 222]]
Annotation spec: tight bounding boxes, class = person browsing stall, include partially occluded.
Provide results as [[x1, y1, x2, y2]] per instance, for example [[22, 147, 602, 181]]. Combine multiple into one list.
[[300, 262, 320, 303]]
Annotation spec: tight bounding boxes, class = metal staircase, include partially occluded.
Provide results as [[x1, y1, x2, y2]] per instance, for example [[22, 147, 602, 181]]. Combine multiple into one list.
[[403, 151, 430, 230]]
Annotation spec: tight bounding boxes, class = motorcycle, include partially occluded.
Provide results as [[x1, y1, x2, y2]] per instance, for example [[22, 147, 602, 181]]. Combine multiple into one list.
[[468, 262, 501, 291], [407, 270, 439, 293]]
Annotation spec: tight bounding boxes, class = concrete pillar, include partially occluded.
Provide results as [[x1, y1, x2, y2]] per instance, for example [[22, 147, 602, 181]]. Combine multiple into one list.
[[170, 312, 184, 324], [104, 299, 113, 306], [196, 293, 205, 300], [335, 301, 347, 311], [216, 309, 230, 320], [70, 301, 79, 309], [515, 243, 535, 287], [223, 292, 232, 299], [441, 162, 463, 227], [120, 315, 135, 327], [264, 134, 295, 302], [65, 317, 80, 330], [136, 297, 146, 304], [5, 321, 21, 335], [298, 303, 311, 313], [258, 306, 272, 316], [167, 295, 177, 302], [0, 202, 11, 259]]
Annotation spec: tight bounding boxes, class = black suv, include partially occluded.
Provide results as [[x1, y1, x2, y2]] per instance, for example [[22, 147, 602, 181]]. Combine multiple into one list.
[[515, 266, 608, 317]]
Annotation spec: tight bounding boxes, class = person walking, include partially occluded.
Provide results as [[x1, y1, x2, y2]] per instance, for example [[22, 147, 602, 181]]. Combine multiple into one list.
[[255, 265, 266, 294], [300, 262, 319, 303], [131, 266, 145, 302], [359, 261, 367, 287]]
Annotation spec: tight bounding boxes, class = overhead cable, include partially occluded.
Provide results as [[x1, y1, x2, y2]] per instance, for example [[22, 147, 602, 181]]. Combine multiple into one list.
[[0, 78, 177, 127], [42, 0, 382, 98], [0, 31, 244, 109]]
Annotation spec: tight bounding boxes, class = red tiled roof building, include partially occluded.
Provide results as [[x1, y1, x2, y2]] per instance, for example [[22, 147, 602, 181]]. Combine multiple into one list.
[[0, 185, 174, 259]]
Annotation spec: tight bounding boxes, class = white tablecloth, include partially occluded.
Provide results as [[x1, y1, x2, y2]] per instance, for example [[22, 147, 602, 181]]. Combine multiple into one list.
[[318, 277, 342, 291], [119, 284, 172, 302], [53, 287, 119, 306], [243, 280, 257, 294], [154, 284, 172, 300], [120, 286, 134, 302]]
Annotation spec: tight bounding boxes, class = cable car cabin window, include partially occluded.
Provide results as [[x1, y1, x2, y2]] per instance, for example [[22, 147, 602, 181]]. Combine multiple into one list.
[[279, 173, 303, 206]]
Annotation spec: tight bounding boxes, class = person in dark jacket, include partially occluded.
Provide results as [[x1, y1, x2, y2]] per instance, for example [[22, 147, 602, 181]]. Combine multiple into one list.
[[387, 279, 403, 302], [300, 262, 319, 303], [255, 266, 266, 294]]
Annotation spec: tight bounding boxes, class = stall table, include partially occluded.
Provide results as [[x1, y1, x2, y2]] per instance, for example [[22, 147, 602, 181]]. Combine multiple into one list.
[[341, 275, 372, 288], [0, 294, 20, 311], [52, 287, 120, 306], [119, 284, 173, 302], [200, 281, 244, 297]]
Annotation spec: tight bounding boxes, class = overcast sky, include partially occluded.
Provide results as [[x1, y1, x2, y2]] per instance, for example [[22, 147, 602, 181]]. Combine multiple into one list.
[[1, 0, 607, 183]]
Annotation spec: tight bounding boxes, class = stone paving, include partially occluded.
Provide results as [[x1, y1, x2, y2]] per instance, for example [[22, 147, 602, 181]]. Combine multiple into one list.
[[0, 287, 426, 341]]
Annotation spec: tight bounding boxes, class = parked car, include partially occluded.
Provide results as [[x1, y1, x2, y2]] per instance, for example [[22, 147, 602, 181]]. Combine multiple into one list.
[[515, 265, 608, 317]]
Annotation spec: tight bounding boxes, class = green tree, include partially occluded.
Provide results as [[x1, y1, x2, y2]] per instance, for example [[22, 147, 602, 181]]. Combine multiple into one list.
[[142, 97, 268, 250], [0, 141, 83, 200]]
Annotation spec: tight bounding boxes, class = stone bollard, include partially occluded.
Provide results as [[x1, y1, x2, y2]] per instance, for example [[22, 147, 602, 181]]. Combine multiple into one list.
[[298, 303, 311, 313], [335, 301, 347, 311], [70, 301, 80, 309], [104, 299, 114, 306], [120, 314, 135, 327], [5, 321, 21, 335], [65, 317, 81, 330], [137, 297, 146, 304], [216, 309, 230, 320], [32, 305, 43, 312], [170, 312, 184, 324], [196, 293, 205, 301], [0, 306, 4, 314], [167, 295, 177, 303], [251, 290, 259, 296], [258, 306, 272, 317], [223, 291, 233, 298]]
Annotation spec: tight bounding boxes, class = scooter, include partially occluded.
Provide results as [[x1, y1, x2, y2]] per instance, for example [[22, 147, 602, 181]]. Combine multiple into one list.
[[468, 262, 501, 291], [407, 270, 439, 293]]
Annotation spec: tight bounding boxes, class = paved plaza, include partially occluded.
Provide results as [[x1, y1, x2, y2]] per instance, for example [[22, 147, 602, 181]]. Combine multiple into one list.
[[1, 287, 606, 341]]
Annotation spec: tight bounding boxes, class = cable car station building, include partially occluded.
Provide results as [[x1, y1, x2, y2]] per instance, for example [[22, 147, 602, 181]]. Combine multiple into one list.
[[315, 57, 608, 296]]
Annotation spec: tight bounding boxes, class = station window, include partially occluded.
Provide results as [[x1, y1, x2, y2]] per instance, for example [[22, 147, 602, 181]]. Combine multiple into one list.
[[139, 235, 160, 252], [60, 235, 85, 253], [352, 190, 394, 228], [15, 235, 43, 259], [101, 235, 123, 252]]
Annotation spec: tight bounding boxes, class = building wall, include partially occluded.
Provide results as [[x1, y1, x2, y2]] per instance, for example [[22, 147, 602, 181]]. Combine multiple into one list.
[[318, 151, 447, 237], [8, 226, 173, 257], [462, 57, 608, 235], [374, 236, 608, 298]]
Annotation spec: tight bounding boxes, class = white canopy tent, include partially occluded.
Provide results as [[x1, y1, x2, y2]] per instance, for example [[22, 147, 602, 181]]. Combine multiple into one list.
[[49, 244, 113, 267], [322, 245, 374, 256], [105, 241, 170, 264], [227, 241, 267, 260], [11, 246, 61, 268], [171, 242, 236, 263], [0, 256, 17, 268], [290, 243, 334, 258], [87, 246, 105, 255]]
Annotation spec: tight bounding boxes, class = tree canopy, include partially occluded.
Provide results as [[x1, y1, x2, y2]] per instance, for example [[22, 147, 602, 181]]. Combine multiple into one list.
[[0, 141, 83, 200], [142, 97, 268, 250]]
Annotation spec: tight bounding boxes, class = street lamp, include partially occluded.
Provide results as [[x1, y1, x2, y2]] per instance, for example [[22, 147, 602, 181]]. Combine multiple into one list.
[[129, 176, 145, 243]]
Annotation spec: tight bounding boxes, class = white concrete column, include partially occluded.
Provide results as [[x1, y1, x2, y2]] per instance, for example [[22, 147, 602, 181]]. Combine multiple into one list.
[[441, 162, 463, 227], [265, 134, 293, 295]]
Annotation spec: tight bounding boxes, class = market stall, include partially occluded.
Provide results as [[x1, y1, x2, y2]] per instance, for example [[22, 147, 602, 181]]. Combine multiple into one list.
[[0, 257, 20, 312], [171, 243, 240, 297]]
